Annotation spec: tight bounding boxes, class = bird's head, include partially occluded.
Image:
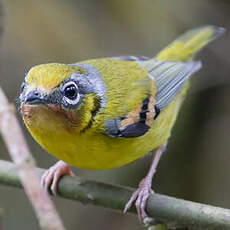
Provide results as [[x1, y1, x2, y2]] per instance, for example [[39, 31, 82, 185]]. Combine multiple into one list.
[[20, 63, 105, 136]]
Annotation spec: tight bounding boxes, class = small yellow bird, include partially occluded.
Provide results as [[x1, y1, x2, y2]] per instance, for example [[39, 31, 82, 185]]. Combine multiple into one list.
[[19, 25, 224, 220]]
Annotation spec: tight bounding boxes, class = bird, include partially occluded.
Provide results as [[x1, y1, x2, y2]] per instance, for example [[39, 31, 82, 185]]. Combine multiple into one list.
[[19, 25, 224, 220]]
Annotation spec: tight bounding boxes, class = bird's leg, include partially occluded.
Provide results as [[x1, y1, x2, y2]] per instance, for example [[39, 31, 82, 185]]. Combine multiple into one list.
[[123, 142, 167, 221], [41, 160, 74, 194]]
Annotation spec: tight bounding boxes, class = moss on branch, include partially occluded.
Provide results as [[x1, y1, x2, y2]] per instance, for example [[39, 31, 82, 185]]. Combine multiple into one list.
[[0, 159, 230, 230]]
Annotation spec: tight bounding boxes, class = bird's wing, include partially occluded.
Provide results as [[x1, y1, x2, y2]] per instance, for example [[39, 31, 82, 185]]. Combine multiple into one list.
[[111, 56, 201, 110], [103, 95, 159, 138], [110, 55, 149, 61], [103, 58, 201, 138], [145, 60, 201, 110]]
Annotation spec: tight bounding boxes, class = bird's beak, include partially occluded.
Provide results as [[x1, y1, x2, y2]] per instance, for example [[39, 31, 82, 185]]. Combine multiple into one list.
[[24, 90, 44, 105]]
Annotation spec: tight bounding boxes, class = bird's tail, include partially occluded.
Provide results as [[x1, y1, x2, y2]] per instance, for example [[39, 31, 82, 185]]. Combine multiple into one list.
[[144, 25, 225, 69]]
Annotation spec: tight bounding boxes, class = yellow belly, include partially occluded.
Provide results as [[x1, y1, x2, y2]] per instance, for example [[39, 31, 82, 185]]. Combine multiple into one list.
[[22, 87, 185, 170]]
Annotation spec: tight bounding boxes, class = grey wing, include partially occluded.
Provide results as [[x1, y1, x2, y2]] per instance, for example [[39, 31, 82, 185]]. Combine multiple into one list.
[[110, 55, 150, 62], [111, 56, 202, 110], [145, 60, 202, 110], [104, 56, 201, 138]]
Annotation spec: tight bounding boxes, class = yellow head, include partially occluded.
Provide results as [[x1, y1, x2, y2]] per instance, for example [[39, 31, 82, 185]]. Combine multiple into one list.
[[20, 63, 104, 148]]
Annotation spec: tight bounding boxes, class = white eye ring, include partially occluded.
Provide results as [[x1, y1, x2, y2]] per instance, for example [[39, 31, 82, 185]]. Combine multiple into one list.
[[62, 81, 80, 105]]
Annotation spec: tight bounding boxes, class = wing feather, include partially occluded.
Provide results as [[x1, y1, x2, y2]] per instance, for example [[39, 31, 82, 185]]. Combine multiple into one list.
[[147, 60, 201, 110], [103, 57, 201, 138], [110, 55, 149, 62]]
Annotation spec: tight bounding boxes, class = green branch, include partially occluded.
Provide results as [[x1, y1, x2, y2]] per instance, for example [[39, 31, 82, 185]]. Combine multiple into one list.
[[1, 159, 230, 229]]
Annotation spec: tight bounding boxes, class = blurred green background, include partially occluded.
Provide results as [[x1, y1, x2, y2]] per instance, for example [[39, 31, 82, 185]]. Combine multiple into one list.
[[0, 0, 230, 229]]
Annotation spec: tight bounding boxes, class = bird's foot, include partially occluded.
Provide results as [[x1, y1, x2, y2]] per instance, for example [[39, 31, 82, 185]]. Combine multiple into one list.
[[123, 177, 154, 221], [41, 160, 74, 194]]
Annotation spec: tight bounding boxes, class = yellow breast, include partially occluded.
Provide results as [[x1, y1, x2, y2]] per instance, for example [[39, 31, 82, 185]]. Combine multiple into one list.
[[21, 85, 185, 170]]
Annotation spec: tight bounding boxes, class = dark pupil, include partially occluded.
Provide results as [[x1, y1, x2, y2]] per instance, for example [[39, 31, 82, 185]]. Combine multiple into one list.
[[64, 84, 78, 100]]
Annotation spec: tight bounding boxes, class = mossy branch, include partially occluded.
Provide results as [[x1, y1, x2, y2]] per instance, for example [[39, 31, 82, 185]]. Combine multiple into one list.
[[0, 159, 230, 230]]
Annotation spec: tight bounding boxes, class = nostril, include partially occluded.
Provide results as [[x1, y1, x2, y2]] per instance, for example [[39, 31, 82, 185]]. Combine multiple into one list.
[[25, 90, 43, 104]]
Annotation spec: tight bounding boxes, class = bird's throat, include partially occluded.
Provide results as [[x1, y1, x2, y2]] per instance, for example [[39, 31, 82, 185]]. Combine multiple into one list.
[[21, 104, 81, 134]]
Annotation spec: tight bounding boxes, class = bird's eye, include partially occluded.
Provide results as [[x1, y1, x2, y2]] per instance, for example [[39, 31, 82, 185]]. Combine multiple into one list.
[[64, 83, 78, 100]]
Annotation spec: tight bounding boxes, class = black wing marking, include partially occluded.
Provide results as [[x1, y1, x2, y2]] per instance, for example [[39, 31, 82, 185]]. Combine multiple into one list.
[[104, 97, 160, 138], [104, 119, 150, 138]]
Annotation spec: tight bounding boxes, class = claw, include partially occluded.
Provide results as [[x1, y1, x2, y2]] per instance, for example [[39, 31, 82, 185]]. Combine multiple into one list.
[[41, 161, 74, 194], [123, 189, 139, 213], [123, 144, 166, 221], [124, 177, 154, 221]]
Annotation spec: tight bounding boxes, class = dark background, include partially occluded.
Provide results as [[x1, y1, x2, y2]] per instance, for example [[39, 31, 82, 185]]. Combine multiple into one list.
[[0, 0, 230, 229]]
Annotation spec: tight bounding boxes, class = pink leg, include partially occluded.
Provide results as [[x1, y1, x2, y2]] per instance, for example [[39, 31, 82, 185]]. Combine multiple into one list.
[[41, 160, 74, 194], [123, 143, 167, 221]]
